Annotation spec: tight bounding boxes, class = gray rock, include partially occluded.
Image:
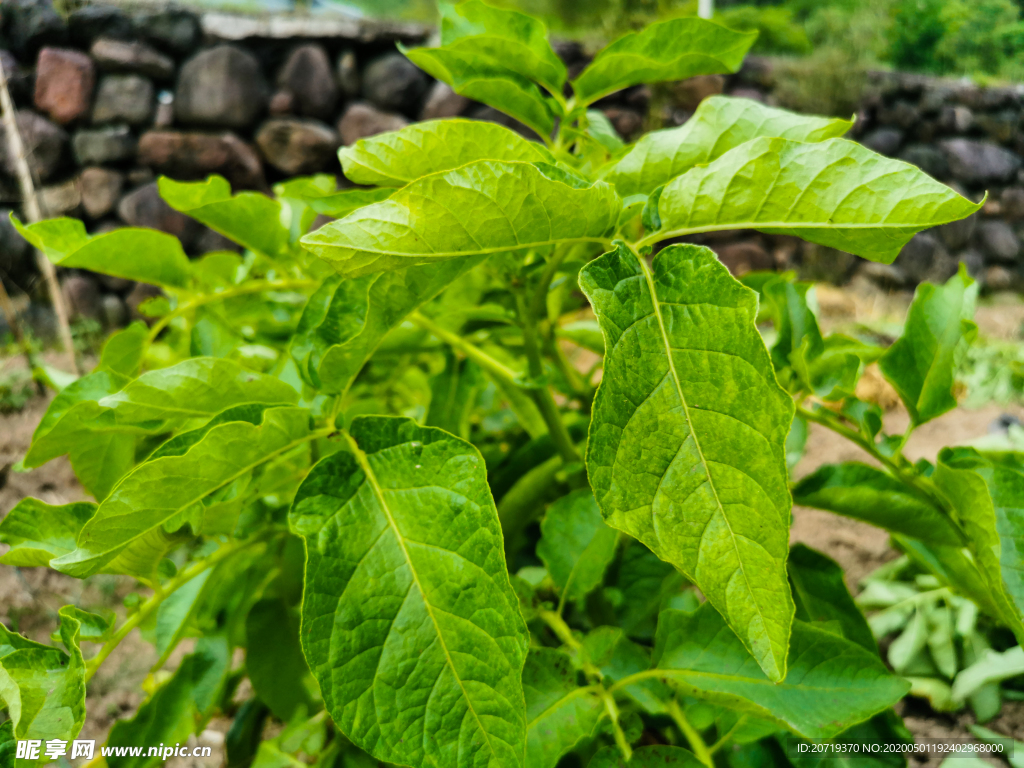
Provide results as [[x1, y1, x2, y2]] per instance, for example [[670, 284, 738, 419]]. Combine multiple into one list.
[[195, 227, 242, 254], [959, 248, 986, 280], [876, 100, 919, 130], [938, 105, 974, 134], [336, 50, 360, 98], [61, 274, 101, 320], [79, 167, 123, 219], [90, 37, 175, 80], [256, 118, 339, 175], [420, 81, 469, 120], [898, 143, 950, 180], [175, 45, 268, 129], [0, 111, 67, 181], [986, 264, 1019, 291], [975, 110, 1020, 145], [861, 128, 902, 157], [362, 52, 429, 115], [118, 182, 199, 246], [976, 220, 1021, 262], [92, 75, 154, 126], [1002, 187, 1024, 221], [72, 125, 136, 165], [276, 44, 337, 121], [799, 242, 858, 284], [39, 178, 81, 216], [940, 139, 1021, 185], [337, 102, 408, 146], [713, 241, 773, 277], [134, 8, 200, 56], [67, 6, 132, 47], [100, 294, 127, 327], [937, 212, 977, 250], [137, 130, 266, 190], [5, 0, 67, 59], [860, 261, 908, 289], [0, 51, 33, 105], [894, 232, 952, 284]]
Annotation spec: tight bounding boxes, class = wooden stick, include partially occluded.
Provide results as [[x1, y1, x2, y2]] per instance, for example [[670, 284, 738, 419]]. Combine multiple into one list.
[[0, 56, 79, 375]]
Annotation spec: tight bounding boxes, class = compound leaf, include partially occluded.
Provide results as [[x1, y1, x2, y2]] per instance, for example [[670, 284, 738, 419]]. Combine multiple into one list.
[[878, 265, 977, 425], [51, 406, 314, 578], [340, 120, 555, 187], [651, 138, 982, 263], [792, 463, 963, 546], [607, 96, 852, 198], [536, 489, 617, 605], [159, 176, 289, 257], [0, 498, 96, 567], [653, 604, 909, 739], [290, 416, 528, 768], [301, 161, 619, 278], [11, 215, 189, 288], [580, 243, 794, 682], [572, 18, 755, 104], [523, 648, 604, 768]]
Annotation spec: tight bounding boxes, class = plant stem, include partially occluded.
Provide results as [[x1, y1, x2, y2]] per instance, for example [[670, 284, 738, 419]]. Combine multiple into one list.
[[147, 278, 319, 341], [709, 715, 747, 755], [599, 686, 633, 762], [667, 699, 714, 768], [84, 533, 273, 682], [409, 311, 520, 385]]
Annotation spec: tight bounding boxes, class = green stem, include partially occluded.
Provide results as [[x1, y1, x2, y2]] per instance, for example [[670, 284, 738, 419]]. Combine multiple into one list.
[[538, 608, 581, 650], [85, 533, 273, 682], [709, 715, 747, 755], [599, 687, 633, 762], [148, 278, 318, 341], [667, 699, 714, 768], [409, 311, 520, 386]]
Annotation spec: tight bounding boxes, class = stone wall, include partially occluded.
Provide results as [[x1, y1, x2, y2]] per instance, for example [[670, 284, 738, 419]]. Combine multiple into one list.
[[1, 2, 1023, 332]]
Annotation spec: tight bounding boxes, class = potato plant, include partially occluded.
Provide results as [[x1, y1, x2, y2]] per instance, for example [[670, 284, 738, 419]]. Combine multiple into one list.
[[0, 3, 1017, 767]]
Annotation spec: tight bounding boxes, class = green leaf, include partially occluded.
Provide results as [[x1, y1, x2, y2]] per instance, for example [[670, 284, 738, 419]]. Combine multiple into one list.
[[650, 138, 983, 263], [0, 498, 95, 567], [878, 265, 978, 425], [522, 648, 604, 768], [792, 463, 963, 545], [606, 95, 852, 198], [952, 646, 1024, 703], [52, 406, 314, 578], [245, 599, 315, 721], [290, 257, 484, 393], [572, 17, 756, 105], [159, 175, 289, 257], [302, 161, 619, 278], [536, 489, 617, 605], [11, 215, 190, 288], [0, 607, 85, 745], [589, 745, 705, 767], [0, 721, 14, 768], [340, 119, 555, 187], [290, 416, 528, 768], [99, 322, 149, 378], [934, 447, 1024, 642], [426, 352, 484, 440], [54, 606, 113, 643], [581, 627, 668, 714], [297, 187, 394, 219], [153, 569, 214, 667], [788, 544, 877, 653], [652, 604, 909, 739], [580, 243, 794, 682]]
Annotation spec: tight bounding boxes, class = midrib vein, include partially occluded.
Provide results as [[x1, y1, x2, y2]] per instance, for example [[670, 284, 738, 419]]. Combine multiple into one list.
[[626, 246, 777, 676], [347, 436, 499, 761]]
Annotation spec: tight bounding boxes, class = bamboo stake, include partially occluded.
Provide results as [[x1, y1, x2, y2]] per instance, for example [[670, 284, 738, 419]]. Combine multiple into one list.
[[0, 57, 79, 375]]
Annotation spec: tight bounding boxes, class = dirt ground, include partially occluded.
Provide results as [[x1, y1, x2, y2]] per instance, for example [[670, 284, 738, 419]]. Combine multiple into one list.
[[3, 286, 1024, 765]]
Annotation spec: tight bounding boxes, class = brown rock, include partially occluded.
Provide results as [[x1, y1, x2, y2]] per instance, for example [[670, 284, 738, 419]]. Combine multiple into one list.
[[62, 274, 101, 320], [1, 111, 67, 181], [269, 91, 294, 116], [420, 81, 469, 120], [336, 50, 360, 98], [602, 107, 643, 140], [986, 265, 1018, 291], [137, 130, 266, 190], [256, 118, 339, 175], [338, 102, 408, 146], [714, 241, 773, 277], [34, 47, 95, 124], [118, 182, 199, 244], [90, 37, 174, 80], [276, 44, 338, 121], [79, 167, 123, 218], [1001, 187, 1024, 221], [175, 45, 268, 129], [672, 75, 725, 111]]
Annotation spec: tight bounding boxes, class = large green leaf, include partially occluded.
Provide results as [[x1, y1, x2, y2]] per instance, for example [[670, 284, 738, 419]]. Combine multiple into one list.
[[290, 416, 528, 768], [572, 17, 756, 104], [792, 463, 963, 545], [51, 406, 314, 578], [0, 607, 85, 746], [606, 96, 852, 198], [878, 265, 977, 425], [0, 498, 95, 567], [302, 161, 618, 278], [536, 489, 617, 605], [245, 599, 316, 721], [580, 243, 794, 682], [933, 448, 1024, 642], [290, 256, 484, 393], [651, 604, 909, 739], [522, 648, 604, 768], [649, 138, 982, 263], [11, 215, 190, 288], [159, 176, 289, 257], [339, 120, 554, 187], [788, 544, 877, 653]]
